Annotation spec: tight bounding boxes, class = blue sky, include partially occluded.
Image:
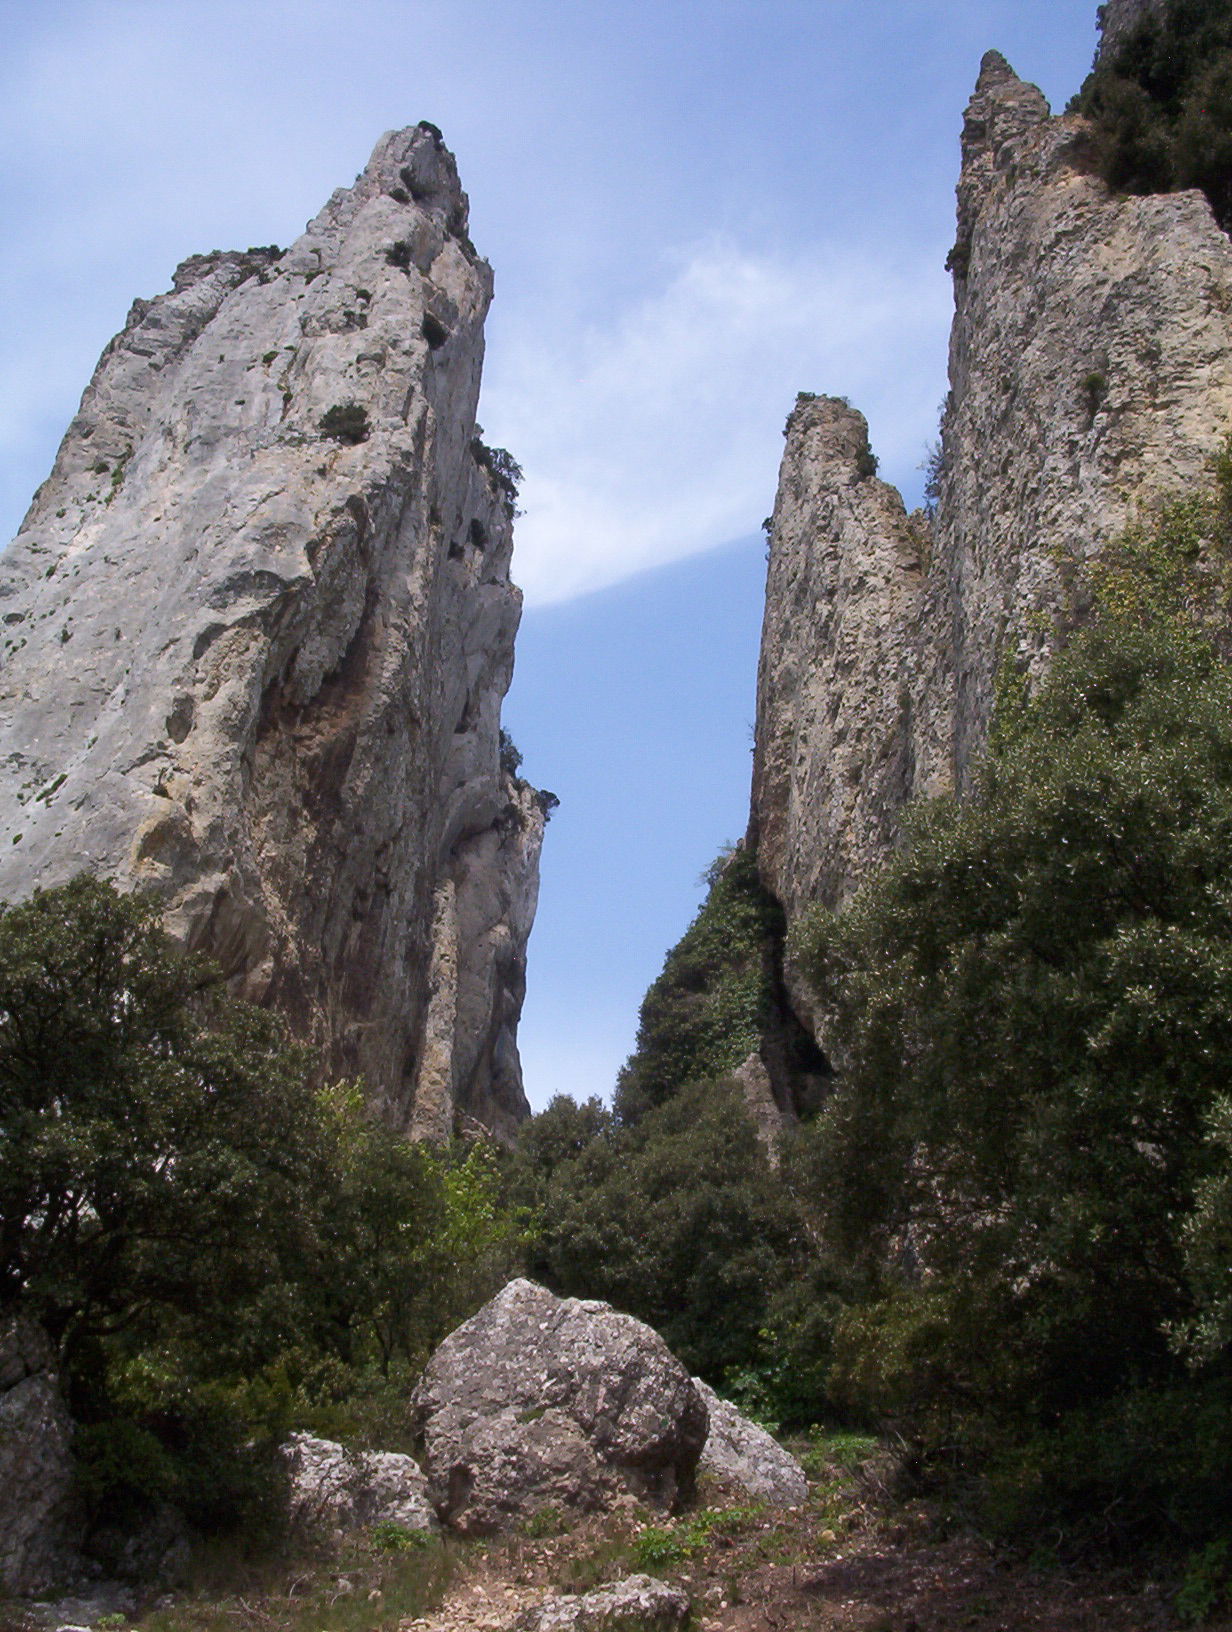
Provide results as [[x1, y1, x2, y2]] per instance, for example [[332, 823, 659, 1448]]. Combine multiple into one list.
[[0, 0, 1101, 1108]]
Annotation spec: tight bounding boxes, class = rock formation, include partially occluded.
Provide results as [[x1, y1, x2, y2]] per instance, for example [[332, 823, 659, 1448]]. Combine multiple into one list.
[[0, 126, 542, 1138], [693, 1379, 809, 1506], [282, 1432, 437, 1537], [0, 1316, 80, 1594], [411, 1279, 709, 1533], [1097, 0, 1168, 60], [512, 1576, 691, 1632], [749, 44, 1232, 1067]]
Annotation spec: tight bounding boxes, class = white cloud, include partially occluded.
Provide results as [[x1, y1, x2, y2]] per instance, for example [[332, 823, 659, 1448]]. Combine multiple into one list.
[[481, 237, 953, 606]]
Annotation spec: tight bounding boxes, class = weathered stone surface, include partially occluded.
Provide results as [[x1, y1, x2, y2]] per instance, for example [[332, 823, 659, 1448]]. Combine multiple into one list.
[[0, 126, 542, 1138], [0, 1317, 80, 1595], [1097, 0, 1166, 60], [411, 1280, 708, 1534], [512, 1575, 690, 1632], [750, 52, 1232, 1059], [729, 1052, 790, 1164], [694, 1381, 808, 1507], [283, 1432, 437, 1535], [750, 396, 943, 925]]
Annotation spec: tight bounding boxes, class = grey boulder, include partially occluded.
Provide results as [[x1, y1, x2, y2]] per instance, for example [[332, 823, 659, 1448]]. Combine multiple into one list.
[[283, 1432, 437, 1535], [694, 1380, 808, 1506], [411, 1280, 708, 1534], [513, 1575, 690, 1632], [0, 1316, 81, 1595]]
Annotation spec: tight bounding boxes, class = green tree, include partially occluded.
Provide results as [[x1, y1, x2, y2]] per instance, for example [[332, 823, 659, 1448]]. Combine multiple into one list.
[[791, 492, 1232, 1545], [519, 1079, 810, 1387], [1073, 0, 1232, 229], [0, 876, 533, 1536], [0, 876, 329, 1369]]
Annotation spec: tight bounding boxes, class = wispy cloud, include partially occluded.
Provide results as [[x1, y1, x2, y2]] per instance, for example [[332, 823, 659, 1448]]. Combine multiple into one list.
[[482, 237, 952, 606]]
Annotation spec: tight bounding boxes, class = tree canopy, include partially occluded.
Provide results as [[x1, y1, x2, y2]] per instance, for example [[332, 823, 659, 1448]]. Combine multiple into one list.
[[789, 490, 1232, 1548]]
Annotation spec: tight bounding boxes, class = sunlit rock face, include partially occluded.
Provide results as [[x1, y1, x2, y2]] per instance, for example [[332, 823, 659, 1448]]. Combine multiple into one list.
[[751, 49, 1232, 1057], [0, 125, 541, 1138]]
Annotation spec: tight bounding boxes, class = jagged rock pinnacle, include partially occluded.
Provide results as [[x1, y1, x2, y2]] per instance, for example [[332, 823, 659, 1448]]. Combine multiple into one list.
[[0, 126, 542, 1139]]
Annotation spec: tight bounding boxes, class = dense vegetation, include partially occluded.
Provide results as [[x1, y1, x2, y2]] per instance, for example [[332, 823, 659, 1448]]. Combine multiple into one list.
[[788, 481, 1232, 1556], [512, 849, 837, 1425], [0, 877, 528, 1546], [612, 844, 787, 1124], [1073, 0, 1232, 228]]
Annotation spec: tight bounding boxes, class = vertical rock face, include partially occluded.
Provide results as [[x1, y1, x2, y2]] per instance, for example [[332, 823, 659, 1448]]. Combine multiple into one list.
[[751, 48, 1232, 1057], [0, 126, 541, 1137]]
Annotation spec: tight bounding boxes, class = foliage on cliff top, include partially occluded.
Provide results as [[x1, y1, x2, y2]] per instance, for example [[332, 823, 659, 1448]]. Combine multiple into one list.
[[613, 844, 785, 1124], [1073, 0, 1232, 230]]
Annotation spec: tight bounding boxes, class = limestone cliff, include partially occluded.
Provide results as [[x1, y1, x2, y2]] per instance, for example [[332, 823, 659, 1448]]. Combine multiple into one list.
[[751, 44, 1232, 1068], [0, 126, 542, 1139]]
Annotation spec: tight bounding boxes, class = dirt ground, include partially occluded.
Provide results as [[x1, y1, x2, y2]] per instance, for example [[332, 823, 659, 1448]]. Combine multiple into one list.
[[7, 1446, 1219, 1632], [399, 1465, 1207, 1632]]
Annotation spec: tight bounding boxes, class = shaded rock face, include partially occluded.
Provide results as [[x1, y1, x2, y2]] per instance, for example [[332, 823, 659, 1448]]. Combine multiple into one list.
[[282, 1432, 437, 1536], [410, 1279, 708, 1534], [1097, 0, 1168, 60], [693, 1380, 808, 1507], [751, 49, 1232, 1058], [0, 1317, 79, 1595], [0, 126, 541, 1137]]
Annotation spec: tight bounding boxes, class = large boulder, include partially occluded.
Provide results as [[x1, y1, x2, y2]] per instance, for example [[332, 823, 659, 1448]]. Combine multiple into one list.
[[693, 1380, 809, 1506], [282, 1432, 437, 1536], [0, 1316, 81, 1594], [513, 1575, 690, 1632], [411, 1280, 708, 1534]]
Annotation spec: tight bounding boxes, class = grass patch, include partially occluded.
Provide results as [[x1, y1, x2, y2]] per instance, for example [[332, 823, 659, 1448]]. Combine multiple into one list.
[[133, 1529, 457, 1632]]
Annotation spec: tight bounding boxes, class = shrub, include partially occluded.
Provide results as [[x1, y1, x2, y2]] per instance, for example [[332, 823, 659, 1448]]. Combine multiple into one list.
[[499, 727, 523, 778], [470, 433, 523, 516], [1072, 0, 1232, 229], [614, 845, 785, 1124], [319, 402, 370, 445]]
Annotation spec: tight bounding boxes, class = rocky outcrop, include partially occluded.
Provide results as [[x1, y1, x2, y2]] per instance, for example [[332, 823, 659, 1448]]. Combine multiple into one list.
[[0, 126, 542, 1136], [282, 1432, 437, 1536], [750, 47, 1232, 1060], [411, 1280, 708, 1534], [513, 1576, 690, 1632], [693, 1380, 809, 1507], [0, 1317, 80, 1595]]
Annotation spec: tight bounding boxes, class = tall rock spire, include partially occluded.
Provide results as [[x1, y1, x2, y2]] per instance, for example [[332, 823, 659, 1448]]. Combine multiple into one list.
[[750, 44, 1232, 1076], [0, 125, 542, 1139]]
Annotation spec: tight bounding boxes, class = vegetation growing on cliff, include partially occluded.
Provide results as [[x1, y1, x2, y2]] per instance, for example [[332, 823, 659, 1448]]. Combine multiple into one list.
[[612, 845, 785, 1124], [512, 1081, 818, 1391], [790, 485, 1232, 1556], [1074, 0, 1232, 229]]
